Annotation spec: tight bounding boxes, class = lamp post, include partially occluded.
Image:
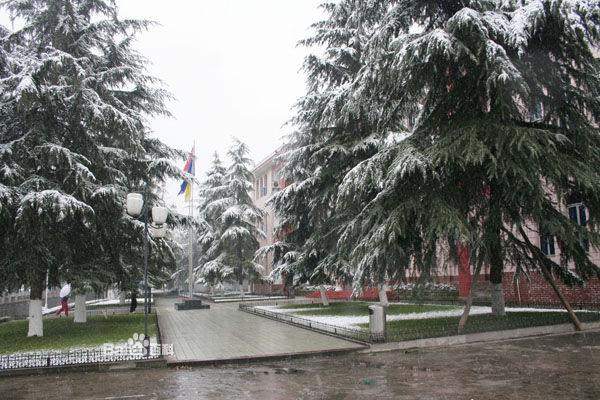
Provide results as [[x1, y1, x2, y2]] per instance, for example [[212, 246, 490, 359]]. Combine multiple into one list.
[[126, 191, 168, 357]]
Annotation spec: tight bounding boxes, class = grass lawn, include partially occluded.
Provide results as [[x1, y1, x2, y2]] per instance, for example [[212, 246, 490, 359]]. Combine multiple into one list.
[[357, 311, 600, 341], [278, 301, 458, 316], [0, 313, 156, 354]]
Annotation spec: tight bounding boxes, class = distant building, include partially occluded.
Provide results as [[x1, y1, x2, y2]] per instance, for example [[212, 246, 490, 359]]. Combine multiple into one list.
[[252, 149, 285, 277]]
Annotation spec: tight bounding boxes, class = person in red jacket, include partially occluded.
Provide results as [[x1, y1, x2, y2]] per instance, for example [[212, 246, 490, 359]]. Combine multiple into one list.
[[56, 296, 69, 317]]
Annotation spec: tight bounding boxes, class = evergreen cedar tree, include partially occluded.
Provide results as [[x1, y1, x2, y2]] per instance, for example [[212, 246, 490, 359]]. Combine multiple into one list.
[[266, 0, 600, 326], [0, 0, 182, 334], [195, 139, 265, 290], [195, 152, 229, 288]]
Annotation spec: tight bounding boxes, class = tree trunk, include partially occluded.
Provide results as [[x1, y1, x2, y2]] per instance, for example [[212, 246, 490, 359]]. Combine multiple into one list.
[[74, 294, 87, 323], [130, 291, 137, 312], [119, 291, 126, 305], [458, 255, 484, 334], [378, 283, 389, 307], [490, 282, 505, 316], [28, 299, 44, 337], [488, 186, 506, 317], [540, 265, 584, 331], [319, 285, 330, 306], [513, 225, 584, 332], [28, 272, 45, 337]]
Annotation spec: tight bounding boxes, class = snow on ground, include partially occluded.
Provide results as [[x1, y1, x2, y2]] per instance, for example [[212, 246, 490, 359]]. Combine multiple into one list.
[[41, 298, 152, 315], [255, 303, 594, 330], [93, 298, 152, 306], [214, 295, 287, 303]]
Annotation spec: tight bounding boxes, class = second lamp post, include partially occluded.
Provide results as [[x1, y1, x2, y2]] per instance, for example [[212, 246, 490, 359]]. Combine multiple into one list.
[[126, 192, 168, 357]]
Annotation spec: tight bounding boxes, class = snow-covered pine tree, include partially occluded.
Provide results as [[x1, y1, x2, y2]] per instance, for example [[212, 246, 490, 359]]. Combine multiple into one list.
[[203, 139, 263, 292], [0, 0, 180, 335], [0, 23, 19, 295], [195, 152, 228, 289], [269, 1, 390, 301], [336, 0, 600, 326], [170, 224, 199, 294]]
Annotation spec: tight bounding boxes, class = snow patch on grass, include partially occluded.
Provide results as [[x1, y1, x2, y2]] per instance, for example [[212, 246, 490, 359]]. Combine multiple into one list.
[[255, 303, 596, 330]]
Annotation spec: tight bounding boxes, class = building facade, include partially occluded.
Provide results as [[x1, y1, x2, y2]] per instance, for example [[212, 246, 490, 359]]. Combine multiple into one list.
[[251, 150, 285, 278], [252, 148, 600, 306]]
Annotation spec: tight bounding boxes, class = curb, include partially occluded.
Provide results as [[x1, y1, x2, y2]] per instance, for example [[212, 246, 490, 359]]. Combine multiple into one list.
[[0, 358, 166, 378], [3, 322, 598, 376], [164, 346, 367, 367], [364, 321, 600, 353]]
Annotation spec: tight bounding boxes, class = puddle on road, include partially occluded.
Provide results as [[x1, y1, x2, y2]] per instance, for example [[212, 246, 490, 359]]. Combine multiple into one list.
[[0, 332, 599, 399]]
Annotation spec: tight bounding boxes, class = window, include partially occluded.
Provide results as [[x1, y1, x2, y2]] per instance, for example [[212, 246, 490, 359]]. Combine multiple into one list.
[[531, 102, 544, 121], [259, 175, 267, 197], [567, 192, 589, 251], [540, 234, 555, 256], [258, 215, 267, 235], [568, 203, 587, 226]]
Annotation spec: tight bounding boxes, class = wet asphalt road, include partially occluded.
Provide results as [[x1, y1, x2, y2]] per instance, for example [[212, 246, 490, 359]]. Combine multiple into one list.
[[1, 331, 599, 399]]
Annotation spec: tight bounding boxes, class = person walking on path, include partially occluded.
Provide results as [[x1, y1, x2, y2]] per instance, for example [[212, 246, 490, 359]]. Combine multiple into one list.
[[56, 296, 69, 317]]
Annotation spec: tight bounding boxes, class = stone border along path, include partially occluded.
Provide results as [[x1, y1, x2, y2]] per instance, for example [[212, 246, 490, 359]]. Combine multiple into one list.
[[155, 297, 366, 364], [364, 321, 600, 353]]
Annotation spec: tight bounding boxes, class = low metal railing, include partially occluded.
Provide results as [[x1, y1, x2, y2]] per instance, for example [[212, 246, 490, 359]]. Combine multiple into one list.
[[0, 347, 161, 370], [1, 307, 165, 371], [239, 302, 381, 343], [239, 301, 600, 344]]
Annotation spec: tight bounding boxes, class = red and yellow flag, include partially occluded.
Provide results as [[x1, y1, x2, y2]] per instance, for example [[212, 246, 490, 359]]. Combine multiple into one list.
[[178, 146, 195, 202]]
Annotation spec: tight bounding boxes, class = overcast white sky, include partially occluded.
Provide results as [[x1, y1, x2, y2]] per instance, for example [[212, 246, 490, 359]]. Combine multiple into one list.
[[0, 1, 323, 209], [115, 0, 323, 207]]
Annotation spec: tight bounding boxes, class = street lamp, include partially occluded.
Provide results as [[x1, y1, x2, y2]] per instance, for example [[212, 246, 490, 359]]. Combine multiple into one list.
[[126, 192, 168, 357]]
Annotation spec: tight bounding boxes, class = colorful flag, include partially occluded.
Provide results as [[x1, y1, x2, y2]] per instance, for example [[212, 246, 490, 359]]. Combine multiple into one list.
[[178, 146, 195, 202]]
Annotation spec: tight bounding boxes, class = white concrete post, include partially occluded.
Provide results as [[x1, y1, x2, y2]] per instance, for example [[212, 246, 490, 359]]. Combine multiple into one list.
[[368, 305, 386, 341]]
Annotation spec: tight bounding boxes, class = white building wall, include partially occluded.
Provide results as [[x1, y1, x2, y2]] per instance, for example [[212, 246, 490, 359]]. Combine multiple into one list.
[[252, 151, 283, 278]]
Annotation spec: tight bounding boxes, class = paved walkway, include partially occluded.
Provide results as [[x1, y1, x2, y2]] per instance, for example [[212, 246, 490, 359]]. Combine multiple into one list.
[[156, 297, 364, 363]]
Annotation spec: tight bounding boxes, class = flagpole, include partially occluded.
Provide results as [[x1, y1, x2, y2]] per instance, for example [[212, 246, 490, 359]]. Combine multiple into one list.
[[188, 145, 195, 299]]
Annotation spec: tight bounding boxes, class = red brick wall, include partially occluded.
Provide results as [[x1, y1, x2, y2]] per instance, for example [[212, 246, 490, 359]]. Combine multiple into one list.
[[253, 284, 285, 295], [502, 272, 600, 307], [410, 272, 599, 308]]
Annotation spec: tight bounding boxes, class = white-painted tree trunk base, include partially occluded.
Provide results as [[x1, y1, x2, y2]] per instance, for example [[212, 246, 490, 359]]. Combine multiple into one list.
[[74, 294, 87, 323], [107, 288, 118, 301], [378, 284, 389, 307], [119, 291, 126, 305], [27, 299, 43, 337], [491, 283, 506, 316], [319, 286, 330, 307]]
